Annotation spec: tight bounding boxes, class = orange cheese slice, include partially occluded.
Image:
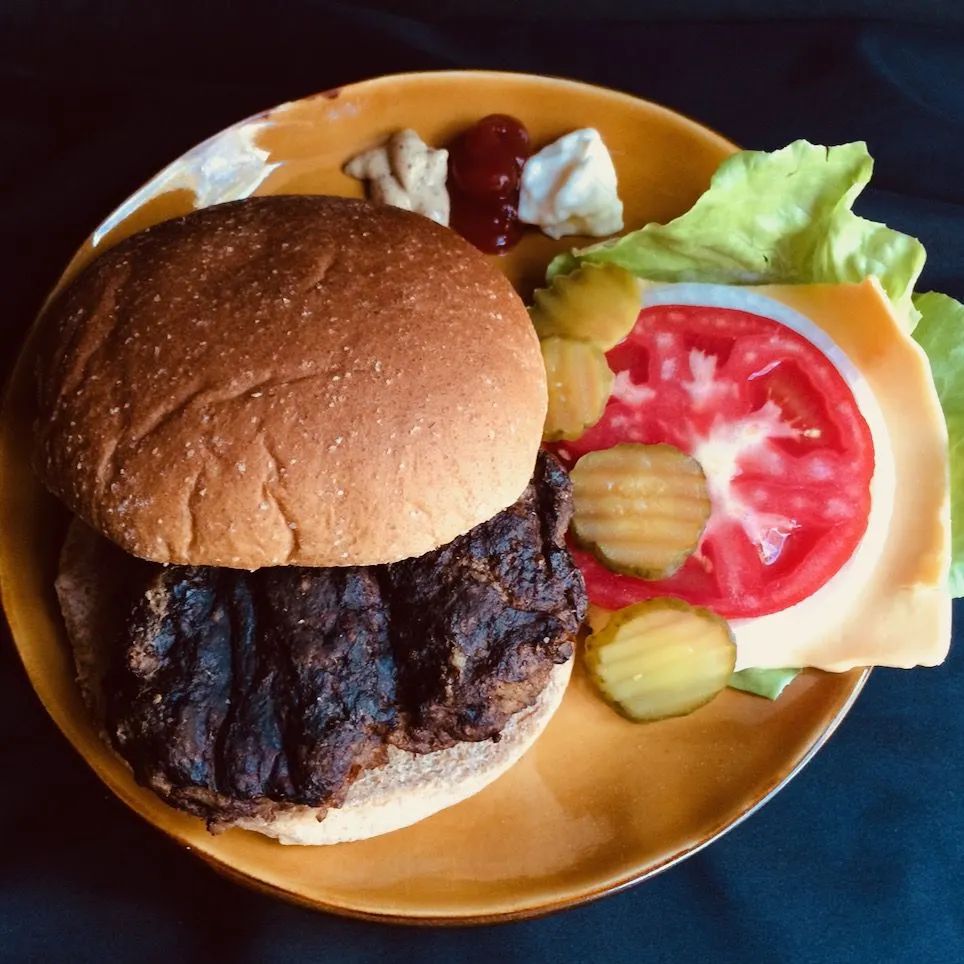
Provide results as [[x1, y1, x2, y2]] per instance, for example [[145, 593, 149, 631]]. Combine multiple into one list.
[[637, 278, 951, 672]]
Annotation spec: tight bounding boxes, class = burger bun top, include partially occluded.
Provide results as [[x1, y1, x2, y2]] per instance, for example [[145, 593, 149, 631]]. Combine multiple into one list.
[[35, 195, 547, 568]]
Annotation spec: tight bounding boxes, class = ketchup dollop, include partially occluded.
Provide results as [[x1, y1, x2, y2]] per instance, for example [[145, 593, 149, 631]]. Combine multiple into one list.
[[448, 114, 530, 254]]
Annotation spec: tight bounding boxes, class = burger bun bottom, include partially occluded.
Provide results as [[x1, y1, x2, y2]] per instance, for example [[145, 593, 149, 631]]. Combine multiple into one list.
[[55, 518, 572, 845]]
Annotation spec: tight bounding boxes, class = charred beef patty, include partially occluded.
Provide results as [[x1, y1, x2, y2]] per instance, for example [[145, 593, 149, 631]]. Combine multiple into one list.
[[106, 453, 586, 827]]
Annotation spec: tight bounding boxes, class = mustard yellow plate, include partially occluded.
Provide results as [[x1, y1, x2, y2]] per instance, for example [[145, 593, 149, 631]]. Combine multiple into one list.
[[0, 71, 867, 923]]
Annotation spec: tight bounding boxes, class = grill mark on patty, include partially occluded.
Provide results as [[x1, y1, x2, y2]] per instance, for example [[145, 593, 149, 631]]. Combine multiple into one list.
[[104, 452, 587, 828]]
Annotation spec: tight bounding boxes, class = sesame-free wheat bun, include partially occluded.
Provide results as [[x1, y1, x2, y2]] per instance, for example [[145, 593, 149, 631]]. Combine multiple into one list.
[[35, 195, 547, 568], [36, 195, 588, 848]]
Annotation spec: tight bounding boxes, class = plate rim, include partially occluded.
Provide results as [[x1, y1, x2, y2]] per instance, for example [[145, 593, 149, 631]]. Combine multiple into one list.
[[193, 665, 871, 926], [0, 68, 870, 925]]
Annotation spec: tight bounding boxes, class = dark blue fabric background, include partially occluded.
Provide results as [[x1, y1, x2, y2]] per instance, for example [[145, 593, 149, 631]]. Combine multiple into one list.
[[1, 5, 961, 962]]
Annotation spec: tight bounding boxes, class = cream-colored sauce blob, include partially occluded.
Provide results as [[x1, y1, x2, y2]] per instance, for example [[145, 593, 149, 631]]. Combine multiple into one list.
[[518, 128, 623, 239], [344, 129, 450, 226]]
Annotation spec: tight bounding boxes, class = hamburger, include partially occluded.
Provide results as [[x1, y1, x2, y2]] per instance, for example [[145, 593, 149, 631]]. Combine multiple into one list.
[[35, 195, 587, 844]]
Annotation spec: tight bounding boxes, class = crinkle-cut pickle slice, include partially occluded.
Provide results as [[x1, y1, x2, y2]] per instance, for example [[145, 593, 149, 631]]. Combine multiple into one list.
[[541, 337, 614, 442], [529, 262, 640, 350], [585, 597, 736, 722], [571, 443, 711, 579]]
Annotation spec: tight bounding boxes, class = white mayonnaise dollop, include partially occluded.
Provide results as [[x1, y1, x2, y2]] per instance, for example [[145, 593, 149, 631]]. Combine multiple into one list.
[[518, 129, 623, 240]]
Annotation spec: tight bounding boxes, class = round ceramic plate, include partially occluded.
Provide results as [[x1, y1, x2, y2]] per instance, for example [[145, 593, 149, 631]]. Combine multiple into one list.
[[0, 71, 867, 924]]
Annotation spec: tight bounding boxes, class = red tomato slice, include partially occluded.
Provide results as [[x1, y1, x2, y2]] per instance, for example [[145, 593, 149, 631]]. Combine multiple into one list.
[[553, 303, 875, 619]]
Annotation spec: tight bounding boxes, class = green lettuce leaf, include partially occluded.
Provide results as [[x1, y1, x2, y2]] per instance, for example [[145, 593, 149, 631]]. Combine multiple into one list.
[[728, 667, 800, 700], [912, 291, 964, 597], [548, 140, 925, 326]]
